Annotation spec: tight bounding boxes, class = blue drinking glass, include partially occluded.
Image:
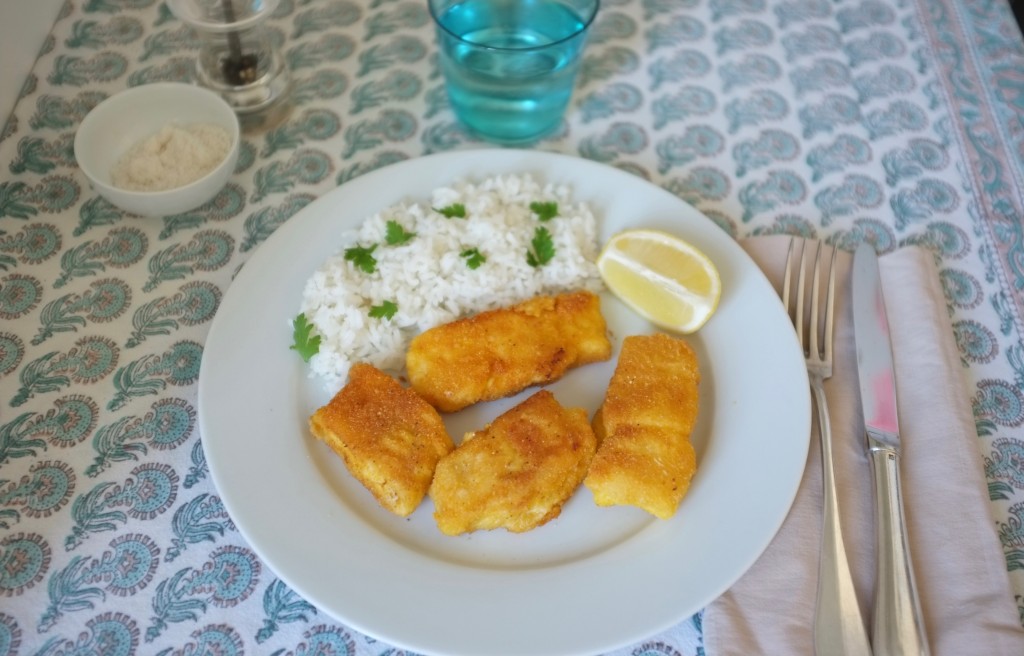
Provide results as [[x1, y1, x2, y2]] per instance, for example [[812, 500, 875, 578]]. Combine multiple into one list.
[[429, 0, 600, 145]]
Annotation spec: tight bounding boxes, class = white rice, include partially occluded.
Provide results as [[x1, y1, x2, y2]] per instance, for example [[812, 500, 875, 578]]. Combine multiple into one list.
[[299, 173, 604, 393]]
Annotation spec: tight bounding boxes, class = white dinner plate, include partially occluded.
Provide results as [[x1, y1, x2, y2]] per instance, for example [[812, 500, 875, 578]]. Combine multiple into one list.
[[198, 149, 810, 656]]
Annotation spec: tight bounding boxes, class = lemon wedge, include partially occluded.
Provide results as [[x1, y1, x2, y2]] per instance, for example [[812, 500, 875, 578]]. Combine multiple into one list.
[[597, 229, 722, 334]]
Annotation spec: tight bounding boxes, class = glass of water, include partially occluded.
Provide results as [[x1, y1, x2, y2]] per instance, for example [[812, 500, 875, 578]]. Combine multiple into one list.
[[429, 0, 600, 145]]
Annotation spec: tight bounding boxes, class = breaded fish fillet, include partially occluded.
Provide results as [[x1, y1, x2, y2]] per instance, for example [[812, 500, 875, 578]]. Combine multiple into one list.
[[429, 390, 597, 535], [309, 363, 454, 517], [406, 290, 612, 412], [584, 333, 700, 519]]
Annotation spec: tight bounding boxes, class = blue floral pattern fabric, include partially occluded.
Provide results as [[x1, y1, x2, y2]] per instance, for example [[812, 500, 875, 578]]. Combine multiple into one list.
[[1, 0, 1022, 654]]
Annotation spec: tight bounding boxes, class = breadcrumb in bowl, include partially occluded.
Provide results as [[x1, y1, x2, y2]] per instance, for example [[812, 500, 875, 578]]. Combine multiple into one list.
[[74, 82, 240, 217]]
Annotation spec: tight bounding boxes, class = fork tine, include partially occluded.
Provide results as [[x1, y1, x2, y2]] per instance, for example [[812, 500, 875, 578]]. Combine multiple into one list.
[[795, 239, 808, 349], [783, 237, 796, 316], [823, 245, 837, 364], [809, 241, 822, 358]]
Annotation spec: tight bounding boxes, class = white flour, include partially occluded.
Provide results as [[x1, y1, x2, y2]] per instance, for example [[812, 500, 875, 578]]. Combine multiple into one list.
[[111, 122, 231, 191]]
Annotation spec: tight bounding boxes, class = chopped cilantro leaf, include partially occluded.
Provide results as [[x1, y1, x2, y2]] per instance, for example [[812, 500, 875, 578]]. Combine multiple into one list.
[[526, 226, 556, 267], [385, 220, 416, 245], [530, 201, 558, 222], [369, 300, 398, 319], [344, 243, 378, 273], [434, 203, 466, 219], [290, 313, 320, 362], [460, 248, 486, 269]]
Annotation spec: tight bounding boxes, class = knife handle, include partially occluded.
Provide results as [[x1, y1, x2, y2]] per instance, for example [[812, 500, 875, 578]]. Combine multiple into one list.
[[868, 443, 930, 656]]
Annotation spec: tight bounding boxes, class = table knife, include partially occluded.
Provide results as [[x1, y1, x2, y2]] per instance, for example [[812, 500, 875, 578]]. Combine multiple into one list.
[[851, 243, 930, 656]]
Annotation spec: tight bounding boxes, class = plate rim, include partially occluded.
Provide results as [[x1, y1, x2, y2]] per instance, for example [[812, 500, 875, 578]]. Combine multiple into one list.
[[198, 148, 811, 656]]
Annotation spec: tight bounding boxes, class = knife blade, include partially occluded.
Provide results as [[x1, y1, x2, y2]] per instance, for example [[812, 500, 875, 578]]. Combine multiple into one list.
[[851, 243, 930, 656]]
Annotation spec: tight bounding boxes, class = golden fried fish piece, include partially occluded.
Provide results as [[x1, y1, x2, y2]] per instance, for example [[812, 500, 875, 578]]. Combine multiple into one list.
[[309, 362, 454, 517], [406, 290, 612, 412], [584, 333, 700, 520], [429, 390, 597, 535]]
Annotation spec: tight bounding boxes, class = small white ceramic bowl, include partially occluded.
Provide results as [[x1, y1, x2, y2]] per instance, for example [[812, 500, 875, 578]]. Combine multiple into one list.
[[75, 82, 240, 217]]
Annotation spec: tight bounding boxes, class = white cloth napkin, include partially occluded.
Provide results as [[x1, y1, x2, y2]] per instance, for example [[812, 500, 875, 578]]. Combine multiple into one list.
[[703, 236, 1024, 655]]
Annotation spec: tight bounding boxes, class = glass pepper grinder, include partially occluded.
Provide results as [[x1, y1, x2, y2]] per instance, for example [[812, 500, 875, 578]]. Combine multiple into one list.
[[168, 0, 290, 115]]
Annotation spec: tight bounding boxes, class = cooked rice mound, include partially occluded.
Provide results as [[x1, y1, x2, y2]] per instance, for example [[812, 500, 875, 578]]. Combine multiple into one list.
[[299, 174, 603, 393]]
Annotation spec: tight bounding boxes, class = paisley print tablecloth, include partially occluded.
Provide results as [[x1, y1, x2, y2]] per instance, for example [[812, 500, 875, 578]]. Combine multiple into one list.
[[1, 0, 1022, 654]]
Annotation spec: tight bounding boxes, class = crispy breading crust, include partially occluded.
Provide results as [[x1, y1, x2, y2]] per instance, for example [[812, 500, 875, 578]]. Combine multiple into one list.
[[309, 363, 454, 517], [406, 290, 612, 412], [584, 333, 700, 519], [429, 390, 598, 535]]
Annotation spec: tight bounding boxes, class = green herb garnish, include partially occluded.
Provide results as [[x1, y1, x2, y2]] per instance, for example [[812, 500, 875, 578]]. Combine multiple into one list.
[[526, 226, 556, 267], [434, 203, 466, 219], [530, 201, 558, 222], [290, 313, 321, 362], [385, 220, 416, 245], [460, 248, 486, 270], [344, 243, 378, 273], [369, 300, 398, 319]]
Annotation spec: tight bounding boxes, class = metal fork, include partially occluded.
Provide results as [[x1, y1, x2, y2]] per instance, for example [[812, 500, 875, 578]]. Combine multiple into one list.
[[784, 238, 872, 656]]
